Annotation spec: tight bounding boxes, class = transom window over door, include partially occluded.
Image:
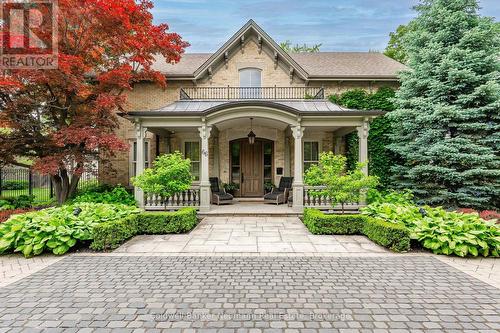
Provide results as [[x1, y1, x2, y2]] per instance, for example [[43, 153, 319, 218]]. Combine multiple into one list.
[[239, 68, 261, 98]]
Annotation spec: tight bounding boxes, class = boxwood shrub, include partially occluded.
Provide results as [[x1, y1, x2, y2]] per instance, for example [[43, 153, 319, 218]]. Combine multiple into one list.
[[303, 208, 410, 252], [91, 208, 198, 251]]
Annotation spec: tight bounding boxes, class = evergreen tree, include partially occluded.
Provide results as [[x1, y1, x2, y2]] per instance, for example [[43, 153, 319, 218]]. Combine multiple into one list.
[[388, 0, 500, 209]]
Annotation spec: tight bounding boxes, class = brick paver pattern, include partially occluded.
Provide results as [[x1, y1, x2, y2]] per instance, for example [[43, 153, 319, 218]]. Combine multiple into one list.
[[0, 256, 499, 332]]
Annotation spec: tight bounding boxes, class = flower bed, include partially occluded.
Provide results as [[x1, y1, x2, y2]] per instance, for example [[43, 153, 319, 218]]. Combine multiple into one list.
[[0, 203, 140, 257], [362, 203, 500, 257]]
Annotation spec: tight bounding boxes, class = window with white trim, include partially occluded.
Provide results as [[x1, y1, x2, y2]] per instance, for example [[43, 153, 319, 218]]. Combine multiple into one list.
[[239, 68, 261, 98], [131, 140, 150, 178], [303, 141, 319, 171], [184, 141, 200, 181]]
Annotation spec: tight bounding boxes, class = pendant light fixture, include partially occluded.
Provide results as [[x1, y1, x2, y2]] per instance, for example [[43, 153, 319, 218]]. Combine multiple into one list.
[[247, 117, 256, 145]]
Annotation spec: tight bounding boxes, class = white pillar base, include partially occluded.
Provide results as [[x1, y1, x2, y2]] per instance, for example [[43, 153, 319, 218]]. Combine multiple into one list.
[[199, 181, 211, 212], [292, 184, 304, 212], [135, 189, 145, 209]]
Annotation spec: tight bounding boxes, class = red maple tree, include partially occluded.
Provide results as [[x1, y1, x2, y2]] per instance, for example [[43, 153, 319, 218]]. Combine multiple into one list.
[[0, 0, 188, 203]]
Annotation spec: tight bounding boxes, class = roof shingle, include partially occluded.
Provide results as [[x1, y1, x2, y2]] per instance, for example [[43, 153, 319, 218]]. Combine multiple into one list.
[[152, 52, 406, 79]]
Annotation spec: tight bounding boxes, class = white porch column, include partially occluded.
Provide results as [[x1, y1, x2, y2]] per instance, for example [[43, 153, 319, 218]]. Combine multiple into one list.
[[292, 125, 305, 212], [356, 119, 370, 176], [134, 122, 147, 208], [198, 125, 212, 212]]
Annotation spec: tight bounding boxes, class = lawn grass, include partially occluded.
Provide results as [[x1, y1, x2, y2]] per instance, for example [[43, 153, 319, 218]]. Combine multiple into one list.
[[0, 188, 52, 202]]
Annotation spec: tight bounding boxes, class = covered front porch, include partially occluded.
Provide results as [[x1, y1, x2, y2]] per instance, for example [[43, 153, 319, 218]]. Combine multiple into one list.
[[128, 99, 380, 213]]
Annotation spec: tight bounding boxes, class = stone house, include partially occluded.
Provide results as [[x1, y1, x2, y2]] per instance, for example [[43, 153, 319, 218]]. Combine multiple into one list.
[[108, 20, 406, 212]]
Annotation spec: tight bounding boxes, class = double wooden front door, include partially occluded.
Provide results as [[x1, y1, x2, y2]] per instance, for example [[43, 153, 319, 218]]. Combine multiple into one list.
[[240, 141, 263, 196]]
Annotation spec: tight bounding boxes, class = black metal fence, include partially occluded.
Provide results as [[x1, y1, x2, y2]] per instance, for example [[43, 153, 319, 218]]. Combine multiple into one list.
[[0, 166, 98, 202]]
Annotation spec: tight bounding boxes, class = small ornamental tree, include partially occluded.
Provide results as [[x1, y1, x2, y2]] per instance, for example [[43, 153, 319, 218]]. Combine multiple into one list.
[[305, 152, 379, 213], [132, 152, 192, 210], [388, 0, 500, 209], [0, 0, 188, 204]]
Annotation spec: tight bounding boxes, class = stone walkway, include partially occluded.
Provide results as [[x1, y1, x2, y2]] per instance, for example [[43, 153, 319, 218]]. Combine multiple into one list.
[[115, 216, 390, 254], [0, 256, 499, 332]]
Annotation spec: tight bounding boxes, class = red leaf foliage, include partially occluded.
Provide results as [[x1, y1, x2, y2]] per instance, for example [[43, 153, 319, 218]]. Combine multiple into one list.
[[457, 208, 500, 222], [0, 208, 36, 223], [0, 0, 188, 177]]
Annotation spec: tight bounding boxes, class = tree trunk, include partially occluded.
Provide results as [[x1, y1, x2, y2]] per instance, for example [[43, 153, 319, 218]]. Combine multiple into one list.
[[51, 168, 82, 205], [341, 202, 345, 214]]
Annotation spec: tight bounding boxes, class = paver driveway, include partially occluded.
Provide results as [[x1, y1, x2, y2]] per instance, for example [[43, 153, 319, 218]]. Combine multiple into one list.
[[1, 256, 499, 332]]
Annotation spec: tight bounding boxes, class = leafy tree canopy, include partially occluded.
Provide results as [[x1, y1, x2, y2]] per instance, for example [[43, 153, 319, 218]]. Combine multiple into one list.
[[388, 0, 500, 209], [384, 24, 413, 64], [0, 0, 188, 204], [132, 152, 193, 209], [280, 40, 321, 53], [305, 152, 379, 213]]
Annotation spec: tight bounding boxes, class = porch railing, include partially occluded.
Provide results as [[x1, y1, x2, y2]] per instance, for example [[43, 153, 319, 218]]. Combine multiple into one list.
[[303, 186, 363, 213], [144, 186, 200, 210], [180, 86, 324, 100]]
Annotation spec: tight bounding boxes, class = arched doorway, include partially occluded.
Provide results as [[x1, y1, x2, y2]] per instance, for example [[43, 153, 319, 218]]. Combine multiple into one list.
[[230, 138, 273, 197]]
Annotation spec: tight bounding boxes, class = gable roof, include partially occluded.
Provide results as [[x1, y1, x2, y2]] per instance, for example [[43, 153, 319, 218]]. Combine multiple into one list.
[[153, 20, 407, 81], [193, 20, 309, 81]]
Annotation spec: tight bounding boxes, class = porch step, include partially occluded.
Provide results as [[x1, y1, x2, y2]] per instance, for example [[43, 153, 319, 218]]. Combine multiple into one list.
[[199, 202, 300, 217], [198, 212, 302, 218]]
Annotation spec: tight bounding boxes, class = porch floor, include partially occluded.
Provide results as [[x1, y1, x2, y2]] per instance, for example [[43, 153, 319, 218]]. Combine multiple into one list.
[[202, 199, 298, 216]]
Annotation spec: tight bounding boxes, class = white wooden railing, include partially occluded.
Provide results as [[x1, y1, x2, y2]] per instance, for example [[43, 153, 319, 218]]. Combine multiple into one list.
[[303, 186, 364, 213], [144, 186, 200, 211]]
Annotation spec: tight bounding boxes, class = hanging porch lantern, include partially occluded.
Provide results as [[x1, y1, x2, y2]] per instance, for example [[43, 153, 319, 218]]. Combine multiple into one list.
[[247, 117, 256, 145]]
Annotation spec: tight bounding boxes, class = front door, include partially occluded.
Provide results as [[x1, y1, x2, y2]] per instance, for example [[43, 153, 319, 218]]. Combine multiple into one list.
[[240, 140, 263, 196]]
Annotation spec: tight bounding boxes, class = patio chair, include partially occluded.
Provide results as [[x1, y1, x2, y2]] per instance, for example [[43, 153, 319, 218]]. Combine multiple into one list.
[[263, 176, 293, 205], [209, 177, 234, 205]]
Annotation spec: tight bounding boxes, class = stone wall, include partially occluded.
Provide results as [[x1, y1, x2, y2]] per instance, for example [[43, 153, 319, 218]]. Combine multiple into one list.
[[100, 40, 399, 186]]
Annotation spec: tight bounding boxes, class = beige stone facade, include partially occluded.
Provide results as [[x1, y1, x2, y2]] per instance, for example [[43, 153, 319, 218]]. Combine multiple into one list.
[[102, 20, 401, 212]]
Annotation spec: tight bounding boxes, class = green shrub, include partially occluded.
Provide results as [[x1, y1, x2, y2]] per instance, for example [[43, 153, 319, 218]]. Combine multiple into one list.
[[362, 218, 410, 252], [329, 87, 397, 188], [367, 189, 414, 205], [72, 185, 136, 206], [361, 203, 500, 257], [90, 216, 139, 251], [0, 195, 34, 210], [303, 209, 364, 235], [303, 208, 411, 252], [1, 180, 29, 190], [0, 203, 139, 257], [136, 208, 198, 234], [90, 208, 198, 251]]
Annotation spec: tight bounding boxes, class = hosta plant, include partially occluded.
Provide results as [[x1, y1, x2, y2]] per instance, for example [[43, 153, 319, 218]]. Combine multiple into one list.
[[0, 203, 139, 257], [414, 209, 500, 257], [361, 202, 422, 231], [361, 202, 500, 257]]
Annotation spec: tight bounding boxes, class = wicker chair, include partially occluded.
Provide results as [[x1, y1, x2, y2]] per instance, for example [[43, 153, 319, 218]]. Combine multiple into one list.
[[263, 177, 293, 205], [209, 177, 234, 205]]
